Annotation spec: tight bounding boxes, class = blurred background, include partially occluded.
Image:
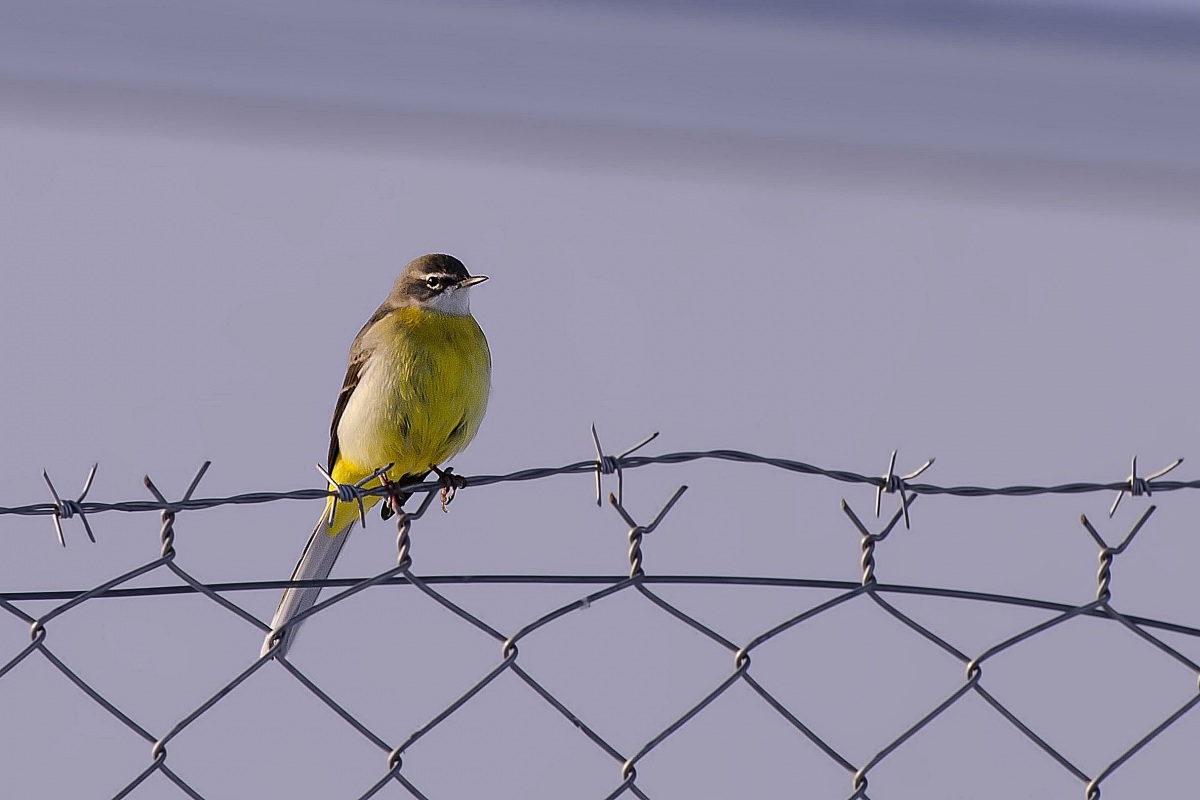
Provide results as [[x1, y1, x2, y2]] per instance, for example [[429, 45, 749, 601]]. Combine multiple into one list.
[[2, 1, 1200, 798]]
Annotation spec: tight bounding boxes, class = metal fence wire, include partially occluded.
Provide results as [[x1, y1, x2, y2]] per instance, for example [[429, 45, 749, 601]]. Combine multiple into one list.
[[3, 435, 1200, 799]]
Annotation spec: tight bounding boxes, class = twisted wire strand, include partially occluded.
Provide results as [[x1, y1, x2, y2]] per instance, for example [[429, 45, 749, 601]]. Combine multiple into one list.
[[6, 449, 1198, 522]]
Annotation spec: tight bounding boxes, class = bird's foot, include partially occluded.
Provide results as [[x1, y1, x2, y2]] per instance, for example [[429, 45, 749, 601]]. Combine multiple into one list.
[[430, 465, 466, 512], [378, 472, 410, 521]]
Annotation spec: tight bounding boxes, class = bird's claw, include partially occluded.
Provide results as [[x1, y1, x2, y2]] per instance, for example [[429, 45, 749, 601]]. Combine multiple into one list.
[[430, 465, 466, 512], [378, 472, 409, 521]]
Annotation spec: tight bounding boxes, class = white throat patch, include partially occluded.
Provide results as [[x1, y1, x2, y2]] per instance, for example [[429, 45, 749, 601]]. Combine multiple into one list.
[[428, 286, 472, 316]]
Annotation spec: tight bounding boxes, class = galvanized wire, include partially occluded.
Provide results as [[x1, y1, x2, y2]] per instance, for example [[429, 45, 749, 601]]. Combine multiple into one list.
[[3, 449, 1191, 522], [2, 441, 1199, 799]]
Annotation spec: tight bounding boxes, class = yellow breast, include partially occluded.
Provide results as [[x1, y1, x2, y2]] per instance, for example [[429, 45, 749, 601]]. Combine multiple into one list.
[[333, 306, 491, 485]]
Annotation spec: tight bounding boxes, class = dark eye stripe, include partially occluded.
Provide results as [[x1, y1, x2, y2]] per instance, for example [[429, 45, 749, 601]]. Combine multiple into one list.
[[407, 271, 463, 300]]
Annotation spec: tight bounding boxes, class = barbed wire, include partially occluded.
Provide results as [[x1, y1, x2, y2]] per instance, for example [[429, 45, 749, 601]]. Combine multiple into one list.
[[2, 434, 1198, 799], [3, 445, 1190, 524]]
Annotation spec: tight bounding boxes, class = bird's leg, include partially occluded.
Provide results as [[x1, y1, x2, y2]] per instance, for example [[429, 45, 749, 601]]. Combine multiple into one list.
[[430, 464, 466, 512], [378, 472, 411, 521]]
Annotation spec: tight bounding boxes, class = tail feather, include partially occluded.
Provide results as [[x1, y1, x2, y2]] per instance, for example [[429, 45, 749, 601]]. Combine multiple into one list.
[[263, 481, 414, 660], [261, 510, 355, 659]]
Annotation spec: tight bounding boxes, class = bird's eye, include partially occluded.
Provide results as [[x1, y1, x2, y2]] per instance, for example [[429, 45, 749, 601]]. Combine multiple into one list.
[[426, 276, 441, 290]]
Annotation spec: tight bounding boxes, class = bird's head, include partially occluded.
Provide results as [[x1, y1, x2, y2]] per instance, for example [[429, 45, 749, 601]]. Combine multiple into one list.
[[391, 253, 488, 316]]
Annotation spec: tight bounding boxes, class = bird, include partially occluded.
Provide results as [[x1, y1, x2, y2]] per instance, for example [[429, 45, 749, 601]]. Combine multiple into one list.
[[261, 253, 491, 659]]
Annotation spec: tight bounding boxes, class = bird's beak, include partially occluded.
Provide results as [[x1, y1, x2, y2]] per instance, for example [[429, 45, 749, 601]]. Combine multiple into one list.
[[459, 275, 489, 287]]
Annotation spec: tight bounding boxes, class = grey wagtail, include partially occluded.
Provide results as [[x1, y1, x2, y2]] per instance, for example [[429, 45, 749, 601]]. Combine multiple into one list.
[[262, 253, 491, 658]]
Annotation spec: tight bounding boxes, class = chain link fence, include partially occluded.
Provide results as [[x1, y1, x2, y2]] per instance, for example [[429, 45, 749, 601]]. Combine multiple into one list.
[[2, 438, 1199, 799]]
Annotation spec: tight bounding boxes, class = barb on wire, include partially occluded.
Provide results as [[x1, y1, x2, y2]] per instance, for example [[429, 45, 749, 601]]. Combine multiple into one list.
[[41, 463, 98, 546], [874, 451, 934, 529], [317, 461, 394, 529], [591, 425, 659, 505], [1109, 456, 1183, 517]]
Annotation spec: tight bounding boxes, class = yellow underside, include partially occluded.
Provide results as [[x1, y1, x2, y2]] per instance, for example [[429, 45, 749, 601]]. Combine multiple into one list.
[[323, 305, 490, 534]]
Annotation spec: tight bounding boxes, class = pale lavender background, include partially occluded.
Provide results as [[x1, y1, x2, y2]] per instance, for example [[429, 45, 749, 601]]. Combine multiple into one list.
[[2, 1, 1200, 798]]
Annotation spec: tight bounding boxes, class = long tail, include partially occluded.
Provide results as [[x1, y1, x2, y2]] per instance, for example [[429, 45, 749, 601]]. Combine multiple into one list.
[[261, 507, 355, 659]]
